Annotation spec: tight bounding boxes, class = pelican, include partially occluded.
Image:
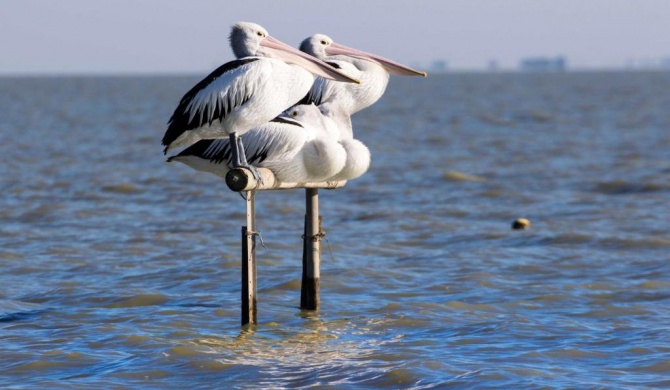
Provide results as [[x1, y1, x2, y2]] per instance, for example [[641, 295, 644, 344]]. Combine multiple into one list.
[[297, 34, 426, 181], [298, 34, 426, 114], [168, 104, 347, 183], [161, 22, 359, 178]]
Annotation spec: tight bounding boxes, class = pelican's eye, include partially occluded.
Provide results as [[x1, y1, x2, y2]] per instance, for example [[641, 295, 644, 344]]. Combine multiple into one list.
[[257, 31, 264, 37], [320, 40, 328, 45], [290, 110, 298, 117]]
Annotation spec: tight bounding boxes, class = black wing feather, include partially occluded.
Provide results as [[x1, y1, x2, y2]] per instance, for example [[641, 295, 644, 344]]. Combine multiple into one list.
[[161, 58, 260, 151], [167, 115, 305, 167], [167, 139, 231, 164]]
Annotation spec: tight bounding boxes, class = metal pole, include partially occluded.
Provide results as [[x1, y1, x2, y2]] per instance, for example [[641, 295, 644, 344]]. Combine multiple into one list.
[[241, 190, 257, 325], [301, 188, 321, 310]]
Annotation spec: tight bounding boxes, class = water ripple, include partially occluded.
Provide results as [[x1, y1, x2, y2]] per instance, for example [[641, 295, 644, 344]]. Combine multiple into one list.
[[1, 73, 670, 388]]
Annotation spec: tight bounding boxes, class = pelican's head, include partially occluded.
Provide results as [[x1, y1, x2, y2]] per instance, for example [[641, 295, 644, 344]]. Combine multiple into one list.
[[299, 34, 333, 60], [282, 103, 324, 125], [300, 33, 427, 77], [229, 22, 269, 58]]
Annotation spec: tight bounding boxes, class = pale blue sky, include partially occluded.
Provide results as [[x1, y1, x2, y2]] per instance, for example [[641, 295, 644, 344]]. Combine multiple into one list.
[[1, 0, 668, 74]]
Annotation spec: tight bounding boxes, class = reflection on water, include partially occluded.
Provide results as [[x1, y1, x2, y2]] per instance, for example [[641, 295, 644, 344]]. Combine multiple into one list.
[[1, 72, 669, 388]]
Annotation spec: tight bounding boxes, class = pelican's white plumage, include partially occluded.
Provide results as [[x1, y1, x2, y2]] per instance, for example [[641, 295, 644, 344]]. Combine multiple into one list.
[[316, 101, 371, 181], [168, 104, 346, 183], [161, 22, 359, 176]]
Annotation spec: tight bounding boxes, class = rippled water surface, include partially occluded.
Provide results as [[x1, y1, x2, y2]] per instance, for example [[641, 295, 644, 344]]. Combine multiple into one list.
[[1, 72, 669, 388]]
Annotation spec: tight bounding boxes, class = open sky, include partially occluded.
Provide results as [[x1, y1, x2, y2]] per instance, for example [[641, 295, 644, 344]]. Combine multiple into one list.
[[2, 0, 669, 74]]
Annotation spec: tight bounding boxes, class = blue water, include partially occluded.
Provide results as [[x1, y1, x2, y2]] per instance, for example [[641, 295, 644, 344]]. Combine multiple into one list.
[[1, 72, 669, 388]]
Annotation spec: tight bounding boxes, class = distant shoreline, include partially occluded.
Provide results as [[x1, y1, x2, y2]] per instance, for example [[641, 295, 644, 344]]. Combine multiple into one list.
[[1, 68, 669, 78]]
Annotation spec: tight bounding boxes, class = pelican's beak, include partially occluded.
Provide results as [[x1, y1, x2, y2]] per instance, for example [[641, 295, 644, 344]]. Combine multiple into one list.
[[261, 36, 361, 84], [326, 42, 427, 77]]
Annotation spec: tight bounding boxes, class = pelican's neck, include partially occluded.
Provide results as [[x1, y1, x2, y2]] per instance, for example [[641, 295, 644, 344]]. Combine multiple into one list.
[[319, 102, 353, 141], [327, 56, 390, 115]]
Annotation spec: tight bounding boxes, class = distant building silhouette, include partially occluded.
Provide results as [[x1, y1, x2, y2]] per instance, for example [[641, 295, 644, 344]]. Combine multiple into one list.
[[430, 60, 448, 73], [520, 57, 567, 72]]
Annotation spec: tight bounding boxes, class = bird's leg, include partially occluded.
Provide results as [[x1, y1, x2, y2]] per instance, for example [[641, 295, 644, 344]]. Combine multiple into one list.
[[229, 132, 242, 166], [229, 132, 263, 184]]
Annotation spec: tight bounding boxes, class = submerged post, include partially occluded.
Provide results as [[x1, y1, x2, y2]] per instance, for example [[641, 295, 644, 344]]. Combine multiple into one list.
[[241, 190, 257, 326], [225, 168, 345, 322], [301, 188, 321, 310]]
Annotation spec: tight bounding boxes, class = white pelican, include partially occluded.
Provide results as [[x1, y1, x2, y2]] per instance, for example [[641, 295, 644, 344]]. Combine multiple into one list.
[[168, 104, 347, 183], [297, 34, 426, 181], [161, 22, 359, 178], [298, 34, 426, 114]]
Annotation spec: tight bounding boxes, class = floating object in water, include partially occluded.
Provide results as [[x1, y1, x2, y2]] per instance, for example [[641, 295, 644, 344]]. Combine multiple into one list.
[[442, 170, 486, 182], [512, 218, 531, 230]]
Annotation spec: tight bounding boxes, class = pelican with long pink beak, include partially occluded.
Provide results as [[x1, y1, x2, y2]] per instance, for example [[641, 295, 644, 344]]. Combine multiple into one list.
[[299, 34, 426, 114], [298, 34, 426, 181]]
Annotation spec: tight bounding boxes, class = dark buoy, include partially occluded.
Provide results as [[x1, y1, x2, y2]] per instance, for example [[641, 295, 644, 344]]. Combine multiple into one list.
[[512, 218, 531, 230]]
